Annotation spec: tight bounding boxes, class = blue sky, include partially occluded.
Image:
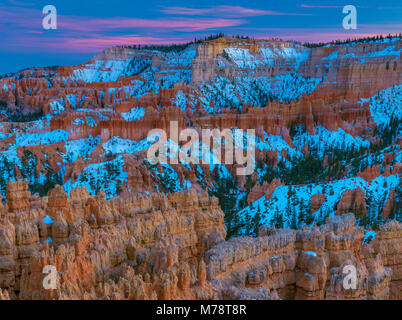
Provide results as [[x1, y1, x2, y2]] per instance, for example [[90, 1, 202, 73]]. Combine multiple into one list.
[[0, 0, 401, 73]]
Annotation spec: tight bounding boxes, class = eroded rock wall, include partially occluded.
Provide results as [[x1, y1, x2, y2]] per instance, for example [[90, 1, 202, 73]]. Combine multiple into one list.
[[0, 181, 400, 300]]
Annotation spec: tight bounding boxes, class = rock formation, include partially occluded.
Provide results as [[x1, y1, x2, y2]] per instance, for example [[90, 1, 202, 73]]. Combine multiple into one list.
[[0, 182, 400, 300]]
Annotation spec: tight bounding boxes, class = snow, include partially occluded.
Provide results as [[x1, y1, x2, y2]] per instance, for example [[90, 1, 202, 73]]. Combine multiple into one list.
[[0, 129, 11, 141], [72, 117, 85, 125], [322, 51, 338, 61], [0, 149, 20, 165], [364, 44, 401, 57], [66, 94, 77, 108], [224, 45, 309, 70], [142, 131, 236, 173], [270, 46, 309, 70], [195, 73, 322, 113], [15, 130, 69, 147], [50, 98, 65, 114], [293, 126, 370, 158], [224, 48, 261, 69], [233, 174, 400, 236], [85, 116, 96, 127], [22, 114, 52, 132], [363, 230, 376, 244], [359, 84, 402, 128], [304, 251, 317, 257], [215, 164, 231, 180], [71, 56, 152, 83], [183, 45, 314, 113], [171, 90, 187, 111], [43, 215, 54, 225], [0, 40, 399, 234], [64, 154, 127, 199], [320, 43, 401, 70], [75, 109, 111, 122], [121, 107, 145, 121], [158, 70, 192, 88], [63, 135, 100, 163], [322, 51, 338, 68], [341, 45, 401, 60], [254, 131, 303, 165], [69, 48, 193, 88], [304, 273, 314, 280], [183, 180, 192, 189], [72, 112, 100, 128], [97, 112, 109, 121], [165, 47, 197, 68], [102, 135, 157, 155]]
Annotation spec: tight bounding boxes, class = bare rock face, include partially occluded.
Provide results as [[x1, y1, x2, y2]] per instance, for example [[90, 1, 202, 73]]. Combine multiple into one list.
[[0, 288, 10, 300], [203, 213, 401, 300], [382, 189, 395, 219], [336, 187, 367, 217], [0, 183, 227, 300], [366, 221, 402, 299], [310, 193, 326, 213], [248, 179, 283, 204], [191, 38, 310, 84], [0, 221, 15, 292], [6, 179, 30, 213]]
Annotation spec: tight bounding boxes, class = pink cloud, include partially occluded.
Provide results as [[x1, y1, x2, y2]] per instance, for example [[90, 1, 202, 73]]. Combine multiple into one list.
[[58, 17, 245, 32], [159, 5, 312, 17], [26, 30, 44, 34], [0, 5, 245, 33], [1, 3, 399, 55], [0, 5, 41, 29], [7, 0, 35, 7], [0, 4, 248, 54], [298, 4, 343, 9]]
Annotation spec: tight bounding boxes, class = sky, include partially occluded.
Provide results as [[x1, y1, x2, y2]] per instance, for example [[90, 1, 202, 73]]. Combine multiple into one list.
[[0, 0, 401, 73]]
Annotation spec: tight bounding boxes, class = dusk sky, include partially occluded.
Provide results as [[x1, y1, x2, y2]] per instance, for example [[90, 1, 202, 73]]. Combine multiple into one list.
[[0, 0, 401, 74]]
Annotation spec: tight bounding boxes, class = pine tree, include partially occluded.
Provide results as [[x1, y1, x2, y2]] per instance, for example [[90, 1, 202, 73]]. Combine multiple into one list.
[[273, 209, 284, 228], [298, 199, 306, 225]]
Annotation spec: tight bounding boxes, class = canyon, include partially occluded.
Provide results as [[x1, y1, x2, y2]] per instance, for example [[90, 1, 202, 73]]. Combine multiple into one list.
[[0, 35, 400, 299]]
